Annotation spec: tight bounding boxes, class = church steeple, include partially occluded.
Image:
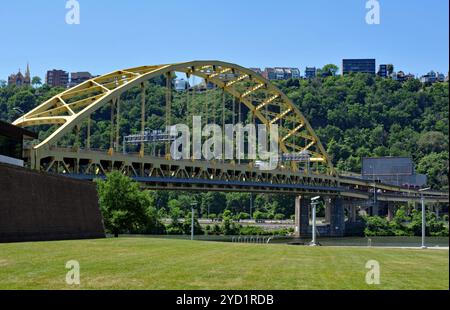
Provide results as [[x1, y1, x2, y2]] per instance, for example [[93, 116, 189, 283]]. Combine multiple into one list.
[[25, 62, 30, 78]]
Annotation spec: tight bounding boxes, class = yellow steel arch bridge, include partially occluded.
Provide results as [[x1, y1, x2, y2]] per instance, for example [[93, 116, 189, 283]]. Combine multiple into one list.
[[13, 61, 449, 204]]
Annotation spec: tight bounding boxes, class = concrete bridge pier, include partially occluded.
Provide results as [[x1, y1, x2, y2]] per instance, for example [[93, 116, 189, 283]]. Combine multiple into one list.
[[371, 202, 379, 216], [387, 203, 396, 221], [294, 196, 309, 238], [434, 204, 440, 219], [329, 197, 345, 237], [348, 205, 358, 223], [294, 196, 345, 238]]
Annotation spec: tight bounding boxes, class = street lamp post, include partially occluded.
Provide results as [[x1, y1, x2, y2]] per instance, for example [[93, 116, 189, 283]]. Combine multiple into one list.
[[310, 196, 320, 246], [419, 188, 430, 249], [370, 165, 377, 213], [190, 202, 197, 241], [250, 194, 253, 220]]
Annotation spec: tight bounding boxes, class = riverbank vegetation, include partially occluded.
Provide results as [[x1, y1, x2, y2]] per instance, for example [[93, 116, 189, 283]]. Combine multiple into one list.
[[97, 171, 448, 237]]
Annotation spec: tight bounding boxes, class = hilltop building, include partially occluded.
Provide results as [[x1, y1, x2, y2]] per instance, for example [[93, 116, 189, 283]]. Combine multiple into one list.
[[69, 72, 93, 87], [420, 71, 446, 84], [46, 69, 69, 88], [249, 68, 263, 76], [305, 67, 317, 79], [262, 67, 301, 80], [8, 63, 31, 87], [342, 59, 376, 75]]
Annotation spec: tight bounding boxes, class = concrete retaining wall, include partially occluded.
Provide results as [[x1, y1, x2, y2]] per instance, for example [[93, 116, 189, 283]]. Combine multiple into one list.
[[0, 163, 105, 242]]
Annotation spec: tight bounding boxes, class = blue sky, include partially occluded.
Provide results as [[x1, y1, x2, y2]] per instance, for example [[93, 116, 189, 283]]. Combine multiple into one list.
[[0, 0, 448, 80]]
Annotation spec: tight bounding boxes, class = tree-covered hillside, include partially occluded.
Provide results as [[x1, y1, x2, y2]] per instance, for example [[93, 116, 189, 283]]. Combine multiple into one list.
[[273, 74, 448, 190]]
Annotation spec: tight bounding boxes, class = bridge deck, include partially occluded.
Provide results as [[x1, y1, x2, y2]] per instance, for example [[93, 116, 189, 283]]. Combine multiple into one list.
[[33, 147, 448, 203]]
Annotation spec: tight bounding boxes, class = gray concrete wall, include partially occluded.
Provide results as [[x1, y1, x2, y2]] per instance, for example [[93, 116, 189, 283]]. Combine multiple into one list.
[[329, 197, 345, 237], [294, 196, 310, 237], [0, 163, 105, 242]]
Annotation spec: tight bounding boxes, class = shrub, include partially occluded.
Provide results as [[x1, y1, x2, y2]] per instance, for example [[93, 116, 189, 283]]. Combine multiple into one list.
[[274, 213, 285, 220], [237, 212, 250, 220], [363, 216, 393, 236], [239, 226, 266, 236]]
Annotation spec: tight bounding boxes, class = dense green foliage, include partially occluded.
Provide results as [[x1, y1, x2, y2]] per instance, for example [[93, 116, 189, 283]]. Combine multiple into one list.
[[364, 206, 448, 237], [96, 171, 165, 235], [273, 74, 449, 190], [147, 190, 294, 222], [96, 173, 293, 236]]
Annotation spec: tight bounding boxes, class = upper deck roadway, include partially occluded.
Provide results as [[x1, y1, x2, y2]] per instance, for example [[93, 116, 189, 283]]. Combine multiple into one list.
[[29, 146, 448, 204]]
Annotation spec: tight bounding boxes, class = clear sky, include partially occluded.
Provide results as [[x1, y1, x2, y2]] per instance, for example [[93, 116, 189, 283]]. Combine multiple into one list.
[[0, 0, 448, 80]]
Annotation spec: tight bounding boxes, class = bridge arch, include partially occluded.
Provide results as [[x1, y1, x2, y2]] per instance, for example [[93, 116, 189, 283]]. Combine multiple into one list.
[[13, 61, 335, 175]]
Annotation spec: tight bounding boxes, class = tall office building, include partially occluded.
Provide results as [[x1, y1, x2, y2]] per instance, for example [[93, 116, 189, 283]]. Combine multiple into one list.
[[262, 68, 276, 80], [69, 72, 93, 87], [305, 67, 317, 79], [46, 70, 69, 88], [342, 59, 376, 75], [377, 64, 388, 78]]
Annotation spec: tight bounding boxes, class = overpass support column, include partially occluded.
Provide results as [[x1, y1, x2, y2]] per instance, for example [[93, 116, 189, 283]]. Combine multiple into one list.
[[387, 203, 395, 221], [324, 197, 331, 223], [330, 196, 345, 237], [294, 196, 309, 238], [435, 204, 440, 219], [350, 205, 357, 223], [372, 203, 379, 217]]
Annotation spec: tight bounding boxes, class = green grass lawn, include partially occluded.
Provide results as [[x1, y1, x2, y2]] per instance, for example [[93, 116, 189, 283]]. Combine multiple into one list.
[[0, 237, 448, 290]]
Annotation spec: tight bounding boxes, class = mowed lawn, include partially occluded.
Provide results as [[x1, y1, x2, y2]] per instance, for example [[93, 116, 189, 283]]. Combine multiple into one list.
[[0, 238, 448, 290]]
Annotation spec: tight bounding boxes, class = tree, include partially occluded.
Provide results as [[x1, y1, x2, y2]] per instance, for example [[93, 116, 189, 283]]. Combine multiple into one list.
[[183, 210, 204, 235], [417, 131, 448, 154], [221, 210, 239, 235], [363, 216, 393, 236], [225, 192, 250, 214], [31, 76, 42, 87], [201, 192, 226, 216], [409, 209, 448, 237], [166, 207, 184, 235], [417, 152, 449, 190], [236, 212, 250, 221], [96, 171, 158, 236], [253, 210, 266, 220], [363, 205, 448, 237], [321, 64, 339, 77], [387, 64, 394, 76]]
